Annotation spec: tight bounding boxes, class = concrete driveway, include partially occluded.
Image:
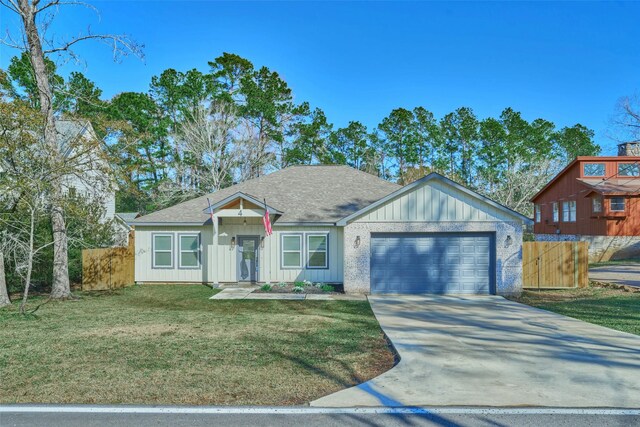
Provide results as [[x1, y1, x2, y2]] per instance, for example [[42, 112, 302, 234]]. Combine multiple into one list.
[[590, 264, 640, 287], [311, 295, 640, 408]]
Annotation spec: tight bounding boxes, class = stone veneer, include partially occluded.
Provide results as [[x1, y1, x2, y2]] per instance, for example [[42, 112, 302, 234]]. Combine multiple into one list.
[[536, 234, 640, 263], [343, 221, 523, 296]]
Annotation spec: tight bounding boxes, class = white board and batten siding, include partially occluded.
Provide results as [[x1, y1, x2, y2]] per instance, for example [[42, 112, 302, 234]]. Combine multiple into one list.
[[134, 220, 343, 284], [354, 179, 514, 223], [135, 226, 213, 283]]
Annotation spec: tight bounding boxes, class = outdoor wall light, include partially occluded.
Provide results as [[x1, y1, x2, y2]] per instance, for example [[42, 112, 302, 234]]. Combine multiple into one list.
[[260, 236, 265, 248], [354, 235, 361, 248], [243, 218, 247, 226], [231, 237, 236, 248], [505, 235, 513, 247]]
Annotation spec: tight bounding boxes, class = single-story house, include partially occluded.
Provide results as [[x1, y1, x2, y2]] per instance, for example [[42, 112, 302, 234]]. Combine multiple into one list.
[[131, 165, 531, 295]]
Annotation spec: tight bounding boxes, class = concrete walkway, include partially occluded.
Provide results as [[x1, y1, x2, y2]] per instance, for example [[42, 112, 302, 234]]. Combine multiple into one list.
[[312, 295, 640, 408], [590, 264, 640, 287], [210, 288, 366, 301]]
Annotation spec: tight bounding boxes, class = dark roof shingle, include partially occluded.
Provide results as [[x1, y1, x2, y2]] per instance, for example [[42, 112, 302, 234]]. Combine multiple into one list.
[[132, 165, 400, 225]]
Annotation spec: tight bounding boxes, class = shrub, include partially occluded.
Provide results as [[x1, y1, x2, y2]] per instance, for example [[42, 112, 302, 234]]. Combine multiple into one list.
[[294, 281, 305, 288], [302, 279, 313, 287], [277, 282, 287, 288], [314, 282, 325, 288], [292, 286, 304, 293], [321, 284, 335, 293], [260, 284, 272, 292]]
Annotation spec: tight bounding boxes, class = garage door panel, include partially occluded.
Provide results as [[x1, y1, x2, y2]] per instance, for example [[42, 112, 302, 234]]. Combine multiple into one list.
[[370, 233, 494, 294]]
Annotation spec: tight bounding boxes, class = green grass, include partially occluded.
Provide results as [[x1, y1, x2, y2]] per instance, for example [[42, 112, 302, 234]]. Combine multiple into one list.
[[589, 258, 640, 268], [511, 287, 640, 335], [0, 285, 393, 405]]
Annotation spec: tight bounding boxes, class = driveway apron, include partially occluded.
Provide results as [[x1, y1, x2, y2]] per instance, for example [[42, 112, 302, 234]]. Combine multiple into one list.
[[311, 295, 640, 408]]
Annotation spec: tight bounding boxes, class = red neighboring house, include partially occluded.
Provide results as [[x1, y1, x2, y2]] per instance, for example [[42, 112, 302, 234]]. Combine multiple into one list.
[[531, 143, 640, 261]]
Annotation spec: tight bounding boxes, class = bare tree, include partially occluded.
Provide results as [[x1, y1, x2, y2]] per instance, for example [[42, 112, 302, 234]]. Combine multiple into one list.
[[177, 101, 240, 191], [0, 101, 112, 312], [611, 94, 640, 144], [0, 0, 142, 299], [0, 251, 9, 308], [489, 158, 561, 217]]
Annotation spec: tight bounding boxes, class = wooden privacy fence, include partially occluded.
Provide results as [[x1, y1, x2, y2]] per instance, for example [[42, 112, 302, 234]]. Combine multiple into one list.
[[82, 233, 134, 291], [523, 241, 589, 289]]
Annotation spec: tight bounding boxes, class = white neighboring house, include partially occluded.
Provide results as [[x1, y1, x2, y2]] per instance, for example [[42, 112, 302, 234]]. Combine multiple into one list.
[[114, 212, 140, 246], [55, 120, 116, 223]]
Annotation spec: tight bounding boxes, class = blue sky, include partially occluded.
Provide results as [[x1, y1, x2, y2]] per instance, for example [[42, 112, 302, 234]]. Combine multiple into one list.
[[1, 1, 639, 153]]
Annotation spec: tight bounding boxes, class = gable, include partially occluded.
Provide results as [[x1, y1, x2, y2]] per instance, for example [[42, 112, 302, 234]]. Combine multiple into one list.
[[352, 178, 517, 223]]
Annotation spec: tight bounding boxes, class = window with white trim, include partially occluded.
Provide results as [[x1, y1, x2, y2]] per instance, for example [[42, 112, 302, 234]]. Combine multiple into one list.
[[307, 234, 328, 269], [552, 202, 559, 223], [562, 201, 576, 222], [179, 234, 200, 268], [153, 234, 173, 268], [281, 234, 303, 268], [610, 197, 626, 212], [534, 205, 541, 223]]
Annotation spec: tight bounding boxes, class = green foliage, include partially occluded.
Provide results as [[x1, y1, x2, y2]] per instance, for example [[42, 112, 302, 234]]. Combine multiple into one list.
[[294, 281, 305, 288], [320, 284, 335, 293], [292, 286, 304, 293], [260, 284, 272, 292]]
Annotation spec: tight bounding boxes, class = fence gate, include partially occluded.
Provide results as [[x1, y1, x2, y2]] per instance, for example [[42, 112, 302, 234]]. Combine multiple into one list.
[[522, 241, 589, 289], [82, 232, 135, 291]]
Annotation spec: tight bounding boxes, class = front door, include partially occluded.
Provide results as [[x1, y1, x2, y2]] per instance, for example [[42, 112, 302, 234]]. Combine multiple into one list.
[[237, 236, 259, 282]]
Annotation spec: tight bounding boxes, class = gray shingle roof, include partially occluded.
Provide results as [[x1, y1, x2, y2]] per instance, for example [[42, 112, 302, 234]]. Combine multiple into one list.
[[115, 212, 141, 223], [132, 165, 400, 225]]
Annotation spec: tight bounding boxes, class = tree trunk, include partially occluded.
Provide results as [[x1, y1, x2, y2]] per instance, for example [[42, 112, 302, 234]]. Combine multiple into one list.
[[50, 206, 70, 298], [19, 210, 36, 315], [20, 0, 71, 299], [0, 251, 10, 308]]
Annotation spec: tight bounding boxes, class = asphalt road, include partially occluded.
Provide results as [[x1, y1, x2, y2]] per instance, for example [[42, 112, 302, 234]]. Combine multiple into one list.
[[1, 407, 639, 427]]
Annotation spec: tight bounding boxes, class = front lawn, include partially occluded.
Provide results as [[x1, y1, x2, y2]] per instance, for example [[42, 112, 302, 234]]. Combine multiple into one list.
[[510, 286, 640, 336], [0, 285, 393, 405]]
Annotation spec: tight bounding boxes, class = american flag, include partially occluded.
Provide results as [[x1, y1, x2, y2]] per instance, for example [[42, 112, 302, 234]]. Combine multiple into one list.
[[262, 199, 273, 236]]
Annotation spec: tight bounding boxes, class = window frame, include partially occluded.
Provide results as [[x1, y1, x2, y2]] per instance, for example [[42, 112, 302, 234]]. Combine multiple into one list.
[[592, 196, 602, 213], [306, 233, 329, 270], [534, 205, 541, 223], [280, 233, 303, 269], [583, 163, 606, 177], [152, 233, 174, 269], [610, 197, 626, 212], [618, 163, 640, 177], [562, 200, 576, 222], [552, 202, 559, 223], [178, 233, 201, 269]]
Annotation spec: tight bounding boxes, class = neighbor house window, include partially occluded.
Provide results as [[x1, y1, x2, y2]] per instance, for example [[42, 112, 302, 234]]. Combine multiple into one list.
[[153, 234, 173, 268], [307, 234, 328, 269], [618, 163, 640, 176], [552, 202, 559, 223], [592, 197, 602, 213], [610, 197, 626, 212], [583, 163, 605, 177], [179, 233, 200, 268], [562, 201, 576, 222], [534, 205, 541, 223], [281, 234, 303, 268]]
